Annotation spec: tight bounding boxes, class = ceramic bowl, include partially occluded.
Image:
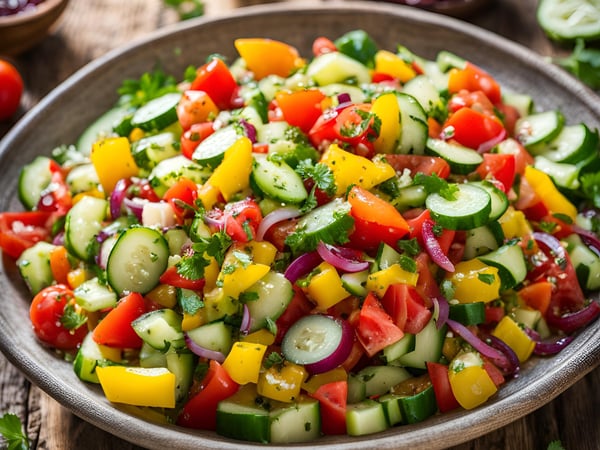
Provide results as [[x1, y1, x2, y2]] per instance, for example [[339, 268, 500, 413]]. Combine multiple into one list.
[[0, 2, 599, 449], [0, 0, 69, 56]]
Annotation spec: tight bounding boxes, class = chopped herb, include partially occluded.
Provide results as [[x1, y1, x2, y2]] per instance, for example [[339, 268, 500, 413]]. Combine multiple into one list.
[[162, 0, 205, 21], [265, 317, 278, 336], [413, 173, 458, 201], [580, 171, 600, 208], [239, 291, 259, 303], [183, 65, 197, 83], [0, 413, 30, 450], [178, 290, 204, 315], [547, 440, 566, 450], [398, 255, 417, 273], [232, 250, 252, 268], [176, 251, 210, 281], [477, 273, 496, 285], [117, 67, 179, 107], [553, 39, 600, 90], [60, 304, 87, 330], [397, 238, 421, 257], [263, 351, 284, 369], [538, 220, 558, 234]]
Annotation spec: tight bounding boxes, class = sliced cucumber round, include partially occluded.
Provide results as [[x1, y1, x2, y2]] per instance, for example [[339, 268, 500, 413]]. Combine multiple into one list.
[[281, 314, 345, 365], [64, 195, 108, 262], [18, 155, 53, 210], [306, 51, 371, 86], [244, 271, 294, 333], [130, 92, 182, 132], [470, 180, 509, 221], [537, 0, 600, 42], [425, 138, 484, 175], [251, 154, 308, 204], [426, 183, 491, 230], [191, 124, 242, 168], [532, 123, 599, 164], [515, 110, 564, 148], [106, 226, 169, 295]]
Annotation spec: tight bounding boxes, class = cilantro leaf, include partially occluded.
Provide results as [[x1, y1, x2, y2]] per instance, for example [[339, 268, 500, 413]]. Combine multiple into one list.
[[263, 351, 284, 369], [163, 0, 205, 21], [117, 67, 179, 107], [397, 238, 421, 257], [398, 255, 417, 273], [176, 252, 210, 281], [0, 413, 29, 450], [296, 160, 336, 196], [547, 440, 565, 450], [554, 39, 600, 90], [178, 290, 204, 315], [60, 304, 87, 330], [413, 173, 458, 201], [580, 171, 600, 209], [477, 273, 496, 285]]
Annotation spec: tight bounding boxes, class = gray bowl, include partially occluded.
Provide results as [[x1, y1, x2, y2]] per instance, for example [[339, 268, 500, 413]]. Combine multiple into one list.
[[1, 2, 599, 449]]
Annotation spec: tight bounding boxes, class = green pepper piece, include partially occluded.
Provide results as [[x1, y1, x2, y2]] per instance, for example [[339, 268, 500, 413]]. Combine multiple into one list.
[[334, 30, 379, 68]]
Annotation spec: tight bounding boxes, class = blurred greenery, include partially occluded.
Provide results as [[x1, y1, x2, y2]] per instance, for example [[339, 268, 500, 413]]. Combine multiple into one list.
[[163, 0, 205, 20]]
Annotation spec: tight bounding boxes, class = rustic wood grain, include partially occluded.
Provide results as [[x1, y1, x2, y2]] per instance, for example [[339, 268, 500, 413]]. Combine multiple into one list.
[[0, 0, 598, 449]]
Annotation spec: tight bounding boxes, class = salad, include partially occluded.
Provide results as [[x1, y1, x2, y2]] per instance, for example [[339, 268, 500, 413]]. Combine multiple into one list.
[[2, 29, 600, 444]]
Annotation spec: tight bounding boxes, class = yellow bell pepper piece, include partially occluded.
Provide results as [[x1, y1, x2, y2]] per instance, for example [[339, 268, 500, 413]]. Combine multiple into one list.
[[181, 309, 207, 332], [96, 366, 176, 408], [91, 137, 139, 194], [203, 255, 220, 291], [305, 261, 351, 310], [446, 259, 501, 303], [244, 240, 278, 266], [448, 364, 497, 410], [222, 341, 268, 384], [199, 136, 253, 209], [257, 361, 308, 403], [241, 328, 276, 346], [220, 263, 271, 299], [492, 316, 536, 362], [366, 263, 419, 298], [98, 344, 122, 363], [301, 367, 348, 394], [498, 206, 533, 241], [67, 268, 92, 289], [234, 38, 305, 80], [524, 166, 577, 222], [128, 127, 145, 142], [321, 144, 396, 196], [371, 92, 400, 154], [374, 49, 417, 83], [203, 287, 239, 322]]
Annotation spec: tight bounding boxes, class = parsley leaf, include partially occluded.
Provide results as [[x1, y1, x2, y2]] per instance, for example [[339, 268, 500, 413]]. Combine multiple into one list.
[[398, 255, 417, 273], [397, 238, 421, 257], [580, 171, 600, 208], [547, 440, 566, 450], [0, 413, 30, 450], [178, 290, 204, 315], [296, 160, 336, 196], [60, 304, 87, 330], [554, 39, 600, 90], [263, 352, 284, 369], [413, 173, 458, 201], [176, 251, 210, 281], [117, 67, 179, 107]]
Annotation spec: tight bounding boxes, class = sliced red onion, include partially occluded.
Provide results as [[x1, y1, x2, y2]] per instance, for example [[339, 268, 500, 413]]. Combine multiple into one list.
[[255, 206, 302, 241], [240, 304, 251, 335], [239, 119, 257, 144], [532, 231, 566, 259], [284, 251, 322, 283], [304, 318, 354, 374], [545, 301, 600, 334], [184, 334, 226, 363], [422, 218, 455, 272], [316, 242, 369, 273], [432, 295, 449, 330], [477, 128, 506, 153], [109, 178, 132, 219], [336, 92, 352, 106], [446, 318, 513, 373], [533, 335, 574, 356], [52, 231, 65, 246], [573, 225, 600, 257], [123, 197, 147, 221]]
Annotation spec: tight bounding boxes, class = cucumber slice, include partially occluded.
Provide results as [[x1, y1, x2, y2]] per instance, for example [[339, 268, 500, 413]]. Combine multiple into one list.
[[382, 333, 416, 363], [251, 154, 308, 204], [537, 0, 600, 41], [18, 156, 53, 210], [216, 385, 271, 443], [515, 110, 564, 148], [395, 317, 446, 369], [426, 183, 491, 230], [396, 92, 428, 155], [106, 226, 169, 295], [64, 195, 108, 262], [449, 302, 486, 325], [402, 75, 444, 117], [565, 234, 600, 290], [281, 314, 346, 365], [389, 184, 428, 212], [186, 321, 233, 355], [425, 138, 484, 174], [306, 51, 371, 86], [397, 384, 437, 424], [346, 399, 388, 436], [470, 180, 509, 221], [269, 396, 320, 444], [191, 124, 243, 168], [131, 131, 180, 170], [16, 241, 57, 294], [531, 123, 599, 164], [130, 92, 182, 132], [478, 242, 527, 290], [148, 155, 211, 198], [77, 104, 134, 154], [436, 50, 467, 72], [66, 164, 100, 195], [131, 308, 184, 351], [356, 365, 412, 398], [341, 269, 369, 297], [165, 351, 195, 403], [74, 277, 117, 311], [73, 332, 115, 383], [502, 92, 534, 118], [463, 222, 504, 260], [533, 155, 581, 190], [244, 271, 294, 333]]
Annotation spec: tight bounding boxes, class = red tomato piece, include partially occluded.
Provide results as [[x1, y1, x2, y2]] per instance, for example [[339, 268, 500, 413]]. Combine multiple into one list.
[[382, 282, 433, 334], [414, 252, 442, 305], [0, 211, 54, 259], [312, 36, 337, 57], [190, 58, 238, 110], [180, 121, 215, 159], [310, 381, 348, 435], [176, 90, 219, 131], [482, 359, 506, 387], [37, 168, 73, 215], [0, 60, 23, 120], [475, 153, 516, 193], [485, 305, 505, 324], [426, 362, 460, 413], [275, 89, 326, 133], [177, 360, 239, 430], [206, 198, 263, 243], [162, 177, 198, 222], [30, 285, 88, 351], [92, 292, 147, 349], [356, 293, 404, 357], [384, 154, 451, 179], [444, 107, 506, 151], [448, 62, 502, 105], [159, 265, 206, 291]]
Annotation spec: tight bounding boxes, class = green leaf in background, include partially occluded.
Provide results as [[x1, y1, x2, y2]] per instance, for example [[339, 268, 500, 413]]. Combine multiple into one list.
[[163, 0, 205, 21], [0, 413, 30, 450], [554, 39, 600, 90]]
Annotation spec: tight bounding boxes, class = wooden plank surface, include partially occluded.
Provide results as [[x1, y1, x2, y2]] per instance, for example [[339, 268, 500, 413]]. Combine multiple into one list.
[[0, 1, 598, 449]]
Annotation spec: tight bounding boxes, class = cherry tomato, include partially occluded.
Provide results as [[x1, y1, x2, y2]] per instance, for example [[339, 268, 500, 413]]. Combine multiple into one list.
[[180, 121, 215, 159], [30, 285, 88, 351], [355, 293, 404, 357], [176, 90, 219, 131], [312, 36, 337, 57], [190, 58, 237, 110], [0, 60, 23, 121]]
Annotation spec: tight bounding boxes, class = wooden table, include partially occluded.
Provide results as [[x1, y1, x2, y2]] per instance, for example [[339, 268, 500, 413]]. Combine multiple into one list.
[[0, 0, 598, 448]]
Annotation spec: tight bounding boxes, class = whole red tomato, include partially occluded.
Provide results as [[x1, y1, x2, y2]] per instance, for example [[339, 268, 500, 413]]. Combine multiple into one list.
[[0, 60, 23, 121]]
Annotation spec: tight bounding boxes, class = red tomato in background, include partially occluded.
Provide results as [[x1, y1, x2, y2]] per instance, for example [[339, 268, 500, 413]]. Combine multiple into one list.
[[475, 153, 516, 192], [176, 90, 219, 131], [30, 285, 88, 351], [0, 60, 23, 121], [312, 36, 337, 57], [190, 58, 237, 110]]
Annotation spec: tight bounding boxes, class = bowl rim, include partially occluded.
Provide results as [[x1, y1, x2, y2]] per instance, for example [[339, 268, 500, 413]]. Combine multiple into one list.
[[0, 2, 599, 450], [0, 0, 68, 26]]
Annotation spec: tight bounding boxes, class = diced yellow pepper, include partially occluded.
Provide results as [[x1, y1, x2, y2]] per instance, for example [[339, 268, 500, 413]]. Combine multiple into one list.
[[366, 264, 419, 297], [129, 127, 145, 142], [305, 261, 351, 310], [181, 309, 207, 331], [202, 255, 220, 291], [524, 166, 577, 222], [91, 137, 139, 194], [96, 366, 176, 408], [220, 263, 271, 299], [72, 188, 105, 204], [498, 206, 533, 240], [98, 344, 122, 363], [67, 268, 92, 289], [448, 364, 497, 410], [492, 316, 536, 362], [371, 92, 400, 154], [244, 240, 278, 266], [222, 341, 268, 384], [197, 183, 221, 210], [203, 287, 239, 322], [446, 259, 501, 303], [257, 361, 308, 403], [301, 367, 348, 394], [234, 38, 304, 80], [240, 328, 276, 346], [374, 49, 417, 83], [321, 144, 396, 196]]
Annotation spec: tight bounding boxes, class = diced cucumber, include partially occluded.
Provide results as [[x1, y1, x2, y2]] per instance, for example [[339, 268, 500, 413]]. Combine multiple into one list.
[[377, 393, 403, 426], [106, 226, 169, 295], [502, 92, 534, 118], [251, 154, 308, 204], [395, 317, 446, 369], [426, 183, 491, 231], [130, 92, 182, 132], [478, 242, 527, 290], [318, 83, 367, 104], [131, 132, 180, 170], [163, 227, 190, 256], [66, 163, 100, 194], [186, 320, 233, 355], [216, 385, 271, 443], [244, 271, 294, 333], [191, 124, 243, 168], [402, 75, 444, 117], [389, 184, 428, 212], [238, 85, 269, 122], [565, 234, 600, 290], [515, 110, 564, 148], [346, 399, 388, 436], [16, 241, 57, 294], [18, 155, 53, 210], [73, 332, 115, 383], [131, 308, 184, 351], [382, 333, 416, 363], [77, 104, 134, 154], [397, 384, 437, 424], [426, 138, 484, 174], [148, 155, 211, 198], [534, 155, 581, 190], [306, 51, 371, 86], [396, 92, 428, 155], [341, 269, 369, 297], [513, 307, 542, 330], [347, 373, 367, 404], [531, 123, 599, 165], [470, 180, 509, 221], [139, 341, 167, 368], [436, 50, 466, 72], [463, 222, 504, 260], [449, 302, 486, 325], [74, 277, 117, 312], [374, 242, 402, 271], [64, 195, 108, 262], [165, 351, 195, 403], [269, 396, 321, 444], [356, 365, 412, 398]]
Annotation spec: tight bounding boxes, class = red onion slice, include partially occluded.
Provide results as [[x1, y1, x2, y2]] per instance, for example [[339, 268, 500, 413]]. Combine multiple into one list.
[[533, 335, 574, 356], [573, 225, 600, 257], [432, 295, 449, 330], [256, 206, 302, 241], [239, 119, 257, 144], [531, 231, 566, 260], [303, 317, 354, 374], [284, 251, 322, 283], [483, 334, 520, 377], [109, 178, 132, 219], [422, 218, 455, 272], [240, 304, 251, 335], [184, 334, 226, 363], [316, 242, 369, 273], [545, 301, 600, 334], [123, 197, 147, 221], [477, 128, 506, 153]]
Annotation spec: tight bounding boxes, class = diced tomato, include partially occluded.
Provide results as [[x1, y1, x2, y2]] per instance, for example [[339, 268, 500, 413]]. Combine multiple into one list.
[[495, 102, 520, 136], [0, 211, 54, 259], [355, 292, 404, 357], [162, 177, 198, 222], [130, 178, 161, 202], [475, 153, 516, 193], [340, 338, 366, 372], [176, 90, 219, 131], [92, 292, 147, 349], [497, 138, 533, 176], [371, 72, 395, 83], [403, 288, 432, 334], [190, 58, 238, 110], [263, 217, 298, 252], [252, 143, 269, 154], [37, 169, 72, 215], [205, 198, 263, 243], [515, 176, 549, 221], [482, 358, 506, 387], [310, 381, 347, 435], [159, 265, 206, 291], [384, 154, 451, 179], [426, 361, 460, 413], [484, 305, 505, 324], [180, 121, 215, 159], [444, 107, 506, 151], [275, 89, 326, 133], [275, 286, 314, 344], [448, 62, 502, 105], [347, 185, 410, 250], [312, 36, 337, 57], [177, 360, 239, 430], [414, 252, 442, 305]]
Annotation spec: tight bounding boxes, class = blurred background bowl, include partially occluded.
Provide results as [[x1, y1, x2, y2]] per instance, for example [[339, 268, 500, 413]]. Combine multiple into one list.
[[0, 0, 69, 56]]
